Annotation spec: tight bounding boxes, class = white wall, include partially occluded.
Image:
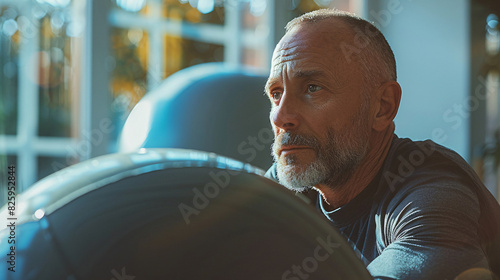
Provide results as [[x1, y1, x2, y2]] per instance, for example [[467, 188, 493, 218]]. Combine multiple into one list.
[[366, 0, 470, 160]]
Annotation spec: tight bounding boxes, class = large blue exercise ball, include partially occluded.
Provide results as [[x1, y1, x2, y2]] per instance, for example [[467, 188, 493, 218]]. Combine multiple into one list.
[[118, 63, 273, 169]]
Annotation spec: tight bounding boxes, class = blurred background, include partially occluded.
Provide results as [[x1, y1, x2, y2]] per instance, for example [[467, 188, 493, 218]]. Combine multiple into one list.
[[0, 0, 499, 205]]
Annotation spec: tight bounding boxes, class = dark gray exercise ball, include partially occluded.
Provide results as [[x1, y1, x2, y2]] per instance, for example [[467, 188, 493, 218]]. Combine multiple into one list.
[[0, 149, 372, 280]]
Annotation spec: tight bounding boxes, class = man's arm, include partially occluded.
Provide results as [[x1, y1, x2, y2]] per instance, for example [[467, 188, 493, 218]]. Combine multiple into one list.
[[368, 181, 492, 279]]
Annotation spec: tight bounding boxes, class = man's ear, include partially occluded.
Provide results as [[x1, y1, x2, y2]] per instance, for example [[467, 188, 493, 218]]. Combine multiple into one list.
[[372, 81, 401, 132]]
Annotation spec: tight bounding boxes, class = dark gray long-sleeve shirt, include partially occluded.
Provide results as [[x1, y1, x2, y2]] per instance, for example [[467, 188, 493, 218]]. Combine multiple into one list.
[[266, 135, 500, 279]]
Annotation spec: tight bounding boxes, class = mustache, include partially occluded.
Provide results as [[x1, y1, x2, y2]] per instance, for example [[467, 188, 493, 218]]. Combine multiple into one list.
[[273, 132, 320, 153]]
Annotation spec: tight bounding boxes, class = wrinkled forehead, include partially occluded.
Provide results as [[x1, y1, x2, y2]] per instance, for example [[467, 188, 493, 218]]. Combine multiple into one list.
[[270, 22, 354, 75]]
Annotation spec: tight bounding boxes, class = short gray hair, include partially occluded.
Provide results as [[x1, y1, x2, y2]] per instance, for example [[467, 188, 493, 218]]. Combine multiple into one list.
[[285, 9, 397, 93]]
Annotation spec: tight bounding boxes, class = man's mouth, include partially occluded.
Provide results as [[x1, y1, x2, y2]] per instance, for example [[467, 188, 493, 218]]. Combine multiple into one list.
[[279, 146, 312, 156]]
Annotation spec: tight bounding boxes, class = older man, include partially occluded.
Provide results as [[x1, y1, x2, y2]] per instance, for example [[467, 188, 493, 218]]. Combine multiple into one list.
[[265, 9, 500, 279]]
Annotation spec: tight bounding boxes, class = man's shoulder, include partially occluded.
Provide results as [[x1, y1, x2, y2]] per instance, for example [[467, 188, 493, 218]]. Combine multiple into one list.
[[379, 135, 482, 221], [378, 135, 496, 221], [382, 135, 481, 194], [378, 135, 500, 275]]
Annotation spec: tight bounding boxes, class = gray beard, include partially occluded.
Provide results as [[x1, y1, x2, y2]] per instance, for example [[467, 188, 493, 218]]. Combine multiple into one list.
[[272, 110, 369, 192]]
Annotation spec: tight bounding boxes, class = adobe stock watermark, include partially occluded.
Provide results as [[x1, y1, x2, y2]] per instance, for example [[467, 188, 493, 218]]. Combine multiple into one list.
[[383, 141, 436, 192], [237, 127, 274, 162], [341, 0, 412, 63], [178, 127, 273, 224], [281, 234, 341, 280], [50, 117, 115, 180], [380, 74, 497, 192], [434, 75, 499, 144], [178, 166, 240, 224], [382, 74, 500, 192], [369, 0, 412, 29], [110, 267, 135, 280]]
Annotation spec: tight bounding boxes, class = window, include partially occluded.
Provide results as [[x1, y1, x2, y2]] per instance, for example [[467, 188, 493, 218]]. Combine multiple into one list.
[[0, 1, 81, 200], [474, 11, 500, 201]]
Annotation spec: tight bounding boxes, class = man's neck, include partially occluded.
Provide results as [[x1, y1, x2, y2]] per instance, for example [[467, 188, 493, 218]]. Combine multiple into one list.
[[316, 128, 394, 211]]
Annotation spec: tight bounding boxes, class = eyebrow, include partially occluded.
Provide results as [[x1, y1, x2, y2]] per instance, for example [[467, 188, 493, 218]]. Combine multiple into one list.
[[294, 70, 327, 80], [264, 69, 330, 94]]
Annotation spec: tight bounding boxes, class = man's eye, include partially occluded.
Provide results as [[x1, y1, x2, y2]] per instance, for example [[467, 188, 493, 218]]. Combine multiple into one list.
[[307, 84, 322, 93], [271, 91, 282, 101]]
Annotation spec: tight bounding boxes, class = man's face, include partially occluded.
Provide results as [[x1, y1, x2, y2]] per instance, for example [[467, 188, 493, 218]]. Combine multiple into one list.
[[265, 22, 372, 191]]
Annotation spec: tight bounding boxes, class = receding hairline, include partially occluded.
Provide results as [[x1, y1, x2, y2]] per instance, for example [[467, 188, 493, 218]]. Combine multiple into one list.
[[284, 8, 397, 84], [285, 9, 365, 32]]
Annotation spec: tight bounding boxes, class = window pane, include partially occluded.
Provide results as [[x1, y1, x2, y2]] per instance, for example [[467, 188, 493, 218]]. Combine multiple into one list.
[[162, 0, 225, 25], [37, 13, 74, 137], [109, 27, 149, 146], [0, 7, 20, 136], [110, 27, 149, 106], [164, 35, 224, 77], [242, 0, 267, 29], [242, 47, 265, 68]]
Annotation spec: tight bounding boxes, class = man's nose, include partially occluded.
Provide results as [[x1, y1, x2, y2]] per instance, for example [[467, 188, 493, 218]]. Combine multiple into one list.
[[270, 92, 300, 131]]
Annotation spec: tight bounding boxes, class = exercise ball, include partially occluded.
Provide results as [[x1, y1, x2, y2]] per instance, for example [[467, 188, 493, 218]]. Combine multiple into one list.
[[118, 63, 273, 169], [0, 149, 371, 280]]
